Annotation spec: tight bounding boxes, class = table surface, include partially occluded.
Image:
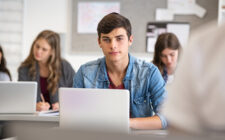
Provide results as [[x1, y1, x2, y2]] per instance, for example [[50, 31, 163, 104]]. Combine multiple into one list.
[[0, 113, 59, 122], [0, 114, 168, 136]]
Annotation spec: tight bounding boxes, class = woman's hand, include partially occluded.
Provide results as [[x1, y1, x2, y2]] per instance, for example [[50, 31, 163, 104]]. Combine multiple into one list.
[[36, 102, 50, 111], [52, 102, 59, 111]]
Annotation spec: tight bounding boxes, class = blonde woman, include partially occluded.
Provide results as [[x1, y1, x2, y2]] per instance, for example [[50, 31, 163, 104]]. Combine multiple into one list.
[[18, 30, 75, 111]]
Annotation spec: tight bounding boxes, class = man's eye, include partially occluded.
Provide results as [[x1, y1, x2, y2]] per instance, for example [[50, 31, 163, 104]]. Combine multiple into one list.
[[117, 37, 123, 41], [103, 39, 110, 42]]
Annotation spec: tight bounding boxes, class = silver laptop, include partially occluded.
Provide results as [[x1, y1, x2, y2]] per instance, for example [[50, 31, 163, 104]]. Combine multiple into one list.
[[0, 81, 37, 114], [59, 88, 130, 133]]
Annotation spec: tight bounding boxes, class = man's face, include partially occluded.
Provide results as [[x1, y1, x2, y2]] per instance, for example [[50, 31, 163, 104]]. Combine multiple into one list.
[[98, 27, 133, 63]]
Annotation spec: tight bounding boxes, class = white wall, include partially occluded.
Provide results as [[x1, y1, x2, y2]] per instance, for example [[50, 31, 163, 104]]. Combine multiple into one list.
[[0, 0, 23, 81], [23, 0, 69, 59]]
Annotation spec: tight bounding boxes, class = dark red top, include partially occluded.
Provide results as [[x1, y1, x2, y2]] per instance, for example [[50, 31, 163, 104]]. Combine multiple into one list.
[[40, 76, 50, 104], [108, 74, 125, 89], [107, 72, 131, 117]]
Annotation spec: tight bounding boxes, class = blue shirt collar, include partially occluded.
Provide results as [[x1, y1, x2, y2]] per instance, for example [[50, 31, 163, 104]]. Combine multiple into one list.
[[98, 53, 134, 81]]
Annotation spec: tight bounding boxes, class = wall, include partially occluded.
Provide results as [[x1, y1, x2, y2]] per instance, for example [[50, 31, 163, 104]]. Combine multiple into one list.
[[0, 0, 23, 80], [70, 0, 218, 53], [23, 0, 70, 58]]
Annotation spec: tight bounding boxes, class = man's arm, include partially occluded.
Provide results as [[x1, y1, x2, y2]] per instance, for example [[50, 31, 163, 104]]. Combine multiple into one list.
[[130, 115, 162, 129], [132, 65, 167, 130]]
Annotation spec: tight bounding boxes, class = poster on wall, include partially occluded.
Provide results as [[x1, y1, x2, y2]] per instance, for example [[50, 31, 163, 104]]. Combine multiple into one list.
[[146, 22, 190, 53], [77, 2, 120, 33]]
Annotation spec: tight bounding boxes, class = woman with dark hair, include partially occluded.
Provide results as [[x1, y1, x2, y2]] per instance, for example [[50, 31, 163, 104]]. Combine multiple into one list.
[[0, 45, 12, 81], [153, 32, 182, 84], [18, 30, 75, 111]]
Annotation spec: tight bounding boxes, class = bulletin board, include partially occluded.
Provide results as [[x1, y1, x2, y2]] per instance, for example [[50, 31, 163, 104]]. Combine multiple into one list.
[[146, 22, 190, 52]]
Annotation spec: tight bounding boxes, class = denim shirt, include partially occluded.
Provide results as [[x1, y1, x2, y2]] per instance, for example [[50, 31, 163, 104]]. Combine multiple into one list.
[[73, 54, 167, 128]]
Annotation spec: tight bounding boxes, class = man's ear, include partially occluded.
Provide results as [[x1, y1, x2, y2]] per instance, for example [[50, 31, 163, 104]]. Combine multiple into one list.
[[98, 37, 102, 48], [128, 35, 133, 47]]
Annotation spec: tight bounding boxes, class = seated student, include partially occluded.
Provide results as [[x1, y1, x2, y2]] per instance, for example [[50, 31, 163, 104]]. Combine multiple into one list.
[[18, 30, 75, 111], [162, 22, 225, 135], [0, 45, 12, 81], [152, 33, 181, 84], [73, 12, 167, 130]]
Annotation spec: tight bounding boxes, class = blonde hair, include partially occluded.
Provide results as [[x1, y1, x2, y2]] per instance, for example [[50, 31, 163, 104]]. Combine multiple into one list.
[[19, 30, 61, 94]]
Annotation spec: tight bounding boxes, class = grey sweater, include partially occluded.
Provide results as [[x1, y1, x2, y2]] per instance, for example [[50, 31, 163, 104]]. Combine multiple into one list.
[[18, 59, 75, 103]]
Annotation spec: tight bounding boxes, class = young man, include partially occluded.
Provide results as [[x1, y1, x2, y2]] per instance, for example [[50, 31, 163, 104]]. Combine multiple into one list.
[[73, 12, 167, 129]]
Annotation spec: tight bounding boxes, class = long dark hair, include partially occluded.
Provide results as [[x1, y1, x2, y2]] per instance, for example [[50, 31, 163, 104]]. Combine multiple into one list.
[[153, 32, 181, 74], [19, 30, 62, 94], [0, 45, 12, 80]]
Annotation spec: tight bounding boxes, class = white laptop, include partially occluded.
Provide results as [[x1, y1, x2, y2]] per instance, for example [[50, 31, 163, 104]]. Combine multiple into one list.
[[59, 88, 130, 133], [0, 81, 37, 114]]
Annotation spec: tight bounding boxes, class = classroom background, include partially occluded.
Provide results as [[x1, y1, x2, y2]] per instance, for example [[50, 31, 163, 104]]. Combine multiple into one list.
[[0, 0, 222, 81]]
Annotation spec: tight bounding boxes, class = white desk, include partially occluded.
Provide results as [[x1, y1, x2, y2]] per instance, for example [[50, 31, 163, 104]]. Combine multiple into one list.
[[0, 114, 168, 137], [0, 114, 59, 122], [0, 114, 59, 132]]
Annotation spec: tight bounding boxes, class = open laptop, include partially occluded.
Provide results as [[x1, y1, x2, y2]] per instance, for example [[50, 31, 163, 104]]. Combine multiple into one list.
[[0, 81, 37, 114], [59, 88, 130, 133]]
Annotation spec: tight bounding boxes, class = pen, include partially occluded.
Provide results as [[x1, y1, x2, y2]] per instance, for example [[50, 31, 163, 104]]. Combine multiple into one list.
[[40, 93, 45, 103]]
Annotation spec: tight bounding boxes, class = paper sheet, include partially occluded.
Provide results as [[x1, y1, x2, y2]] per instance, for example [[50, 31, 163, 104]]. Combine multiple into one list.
[[156, 8, 174, 21], [77, 2, 120, 33]]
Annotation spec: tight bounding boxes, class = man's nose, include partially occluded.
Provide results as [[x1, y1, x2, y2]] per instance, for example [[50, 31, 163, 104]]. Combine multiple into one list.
[[110, 39, 117, 49]]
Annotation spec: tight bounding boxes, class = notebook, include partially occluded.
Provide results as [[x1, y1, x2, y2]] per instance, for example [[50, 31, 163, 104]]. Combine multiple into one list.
[[59, 88, 130, 133], [0, 81, 37, 114]]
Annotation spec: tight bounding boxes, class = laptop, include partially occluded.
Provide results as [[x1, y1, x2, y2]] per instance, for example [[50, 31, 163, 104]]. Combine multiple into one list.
[[59, 88, 130, 133], [0, 81, 37, 114]]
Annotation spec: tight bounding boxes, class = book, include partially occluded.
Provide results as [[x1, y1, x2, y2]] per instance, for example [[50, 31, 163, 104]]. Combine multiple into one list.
[[36, 110, 59, 116]]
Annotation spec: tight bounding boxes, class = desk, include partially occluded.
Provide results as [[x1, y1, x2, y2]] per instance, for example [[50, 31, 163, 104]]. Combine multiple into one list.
[[0, 114, 167, 138], [0, 114, 59, 122], [131, 129, 168, 136], [0, 114, 59, 139], [0, 114, 59, 136]]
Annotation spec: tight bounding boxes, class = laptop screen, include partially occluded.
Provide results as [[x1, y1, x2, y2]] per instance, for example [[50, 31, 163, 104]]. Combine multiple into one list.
[[0, 81, 37, 114], [59, 88, 130, 133]]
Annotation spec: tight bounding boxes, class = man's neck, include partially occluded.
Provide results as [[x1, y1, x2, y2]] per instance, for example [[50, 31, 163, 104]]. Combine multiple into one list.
[[106, 57, 129, 86], [106, 57, 129, 74]]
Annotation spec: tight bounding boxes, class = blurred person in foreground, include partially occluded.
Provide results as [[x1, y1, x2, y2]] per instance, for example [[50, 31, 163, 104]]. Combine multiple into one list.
[[162, 22, 225, 136]]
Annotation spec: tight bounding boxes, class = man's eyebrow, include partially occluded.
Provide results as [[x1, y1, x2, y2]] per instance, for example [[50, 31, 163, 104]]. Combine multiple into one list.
[[115, 35, 124, 38], [101, 36, 110, 39]]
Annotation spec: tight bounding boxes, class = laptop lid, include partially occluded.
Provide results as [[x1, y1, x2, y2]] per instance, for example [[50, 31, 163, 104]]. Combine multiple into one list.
[[0, 81, 37, 114], [59, 88, 130, 133]]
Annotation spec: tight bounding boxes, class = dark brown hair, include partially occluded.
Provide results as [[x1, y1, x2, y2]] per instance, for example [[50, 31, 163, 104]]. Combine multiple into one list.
[[97, 12, 132, 39], [19, 30, 61, 94], [153, 32, 181, 74], [0, 45, 12, 80]]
